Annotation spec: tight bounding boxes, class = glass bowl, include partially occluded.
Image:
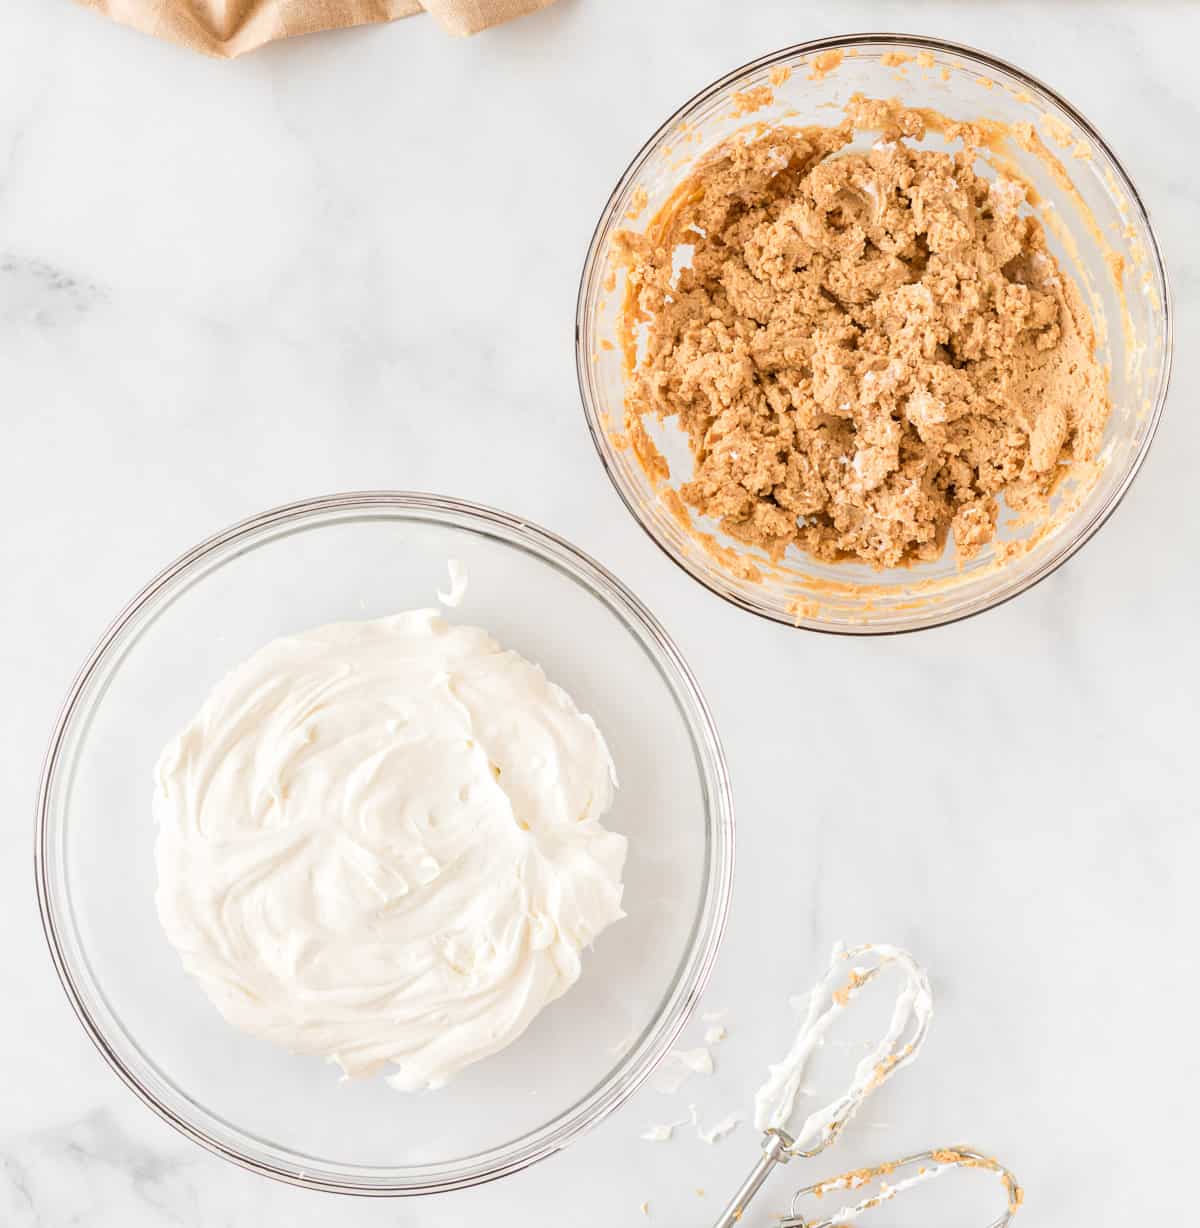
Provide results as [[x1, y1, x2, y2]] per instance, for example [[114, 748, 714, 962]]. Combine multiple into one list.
[[576, 33, 1172, 633], [35, 492, 734, 1195]]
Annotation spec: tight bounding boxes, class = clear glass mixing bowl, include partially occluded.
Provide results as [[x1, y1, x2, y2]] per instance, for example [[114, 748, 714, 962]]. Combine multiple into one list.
[[576, 33, 1172, 633], [35, 492, 734, 1194]]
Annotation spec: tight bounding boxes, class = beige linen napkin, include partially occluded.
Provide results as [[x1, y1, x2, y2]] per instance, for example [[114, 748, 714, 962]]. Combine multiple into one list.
[[75, 0, 557, 57]]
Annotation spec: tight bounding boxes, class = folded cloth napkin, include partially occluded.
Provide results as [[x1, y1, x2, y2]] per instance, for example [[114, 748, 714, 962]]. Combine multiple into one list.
[[75, 0, 557, 56]]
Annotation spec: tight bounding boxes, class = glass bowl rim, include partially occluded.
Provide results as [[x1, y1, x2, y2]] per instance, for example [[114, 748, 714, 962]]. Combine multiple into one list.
[[34, 489, 736, 1196], [575, 30, 1174, 636]]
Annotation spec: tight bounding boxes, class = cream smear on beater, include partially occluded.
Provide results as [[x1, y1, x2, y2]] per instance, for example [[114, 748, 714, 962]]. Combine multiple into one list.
[[788, 1146, 1023, 1228], [754, 942, 933, 1150]]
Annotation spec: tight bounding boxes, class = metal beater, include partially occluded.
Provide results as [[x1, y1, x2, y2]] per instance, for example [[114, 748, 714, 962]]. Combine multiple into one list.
[[712, 942, 946, 1228], [780, 1146, 1023, 1228]]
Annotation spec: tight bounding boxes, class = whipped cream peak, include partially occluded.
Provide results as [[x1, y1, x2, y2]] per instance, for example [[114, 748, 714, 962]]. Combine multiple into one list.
[[154, 608, 625, 1091]]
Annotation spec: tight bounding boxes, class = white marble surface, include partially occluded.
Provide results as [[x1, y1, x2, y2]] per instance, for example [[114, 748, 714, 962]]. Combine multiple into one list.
[[2, 1, 1197, 1224]]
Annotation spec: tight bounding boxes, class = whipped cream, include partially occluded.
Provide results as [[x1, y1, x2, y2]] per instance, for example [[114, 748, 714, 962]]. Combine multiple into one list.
[[437, 558, 469, 608], [154, 607, 625, 1090]]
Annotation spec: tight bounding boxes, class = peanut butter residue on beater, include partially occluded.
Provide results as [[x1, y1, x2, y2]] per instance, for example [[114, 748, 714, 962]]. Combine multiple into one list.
[[614, 95, 1109, 569]]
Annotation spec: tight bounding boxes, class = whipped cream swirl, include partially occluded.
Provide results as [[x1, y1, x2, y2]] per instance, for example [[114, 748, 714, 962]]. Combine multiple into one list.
[[154, 608, 625, 1090]]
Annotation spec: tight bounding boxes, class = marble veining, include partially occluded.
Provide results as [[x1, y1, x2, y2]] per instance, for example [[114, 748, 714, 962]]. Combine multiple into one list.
[[1, 253, 105, 327]]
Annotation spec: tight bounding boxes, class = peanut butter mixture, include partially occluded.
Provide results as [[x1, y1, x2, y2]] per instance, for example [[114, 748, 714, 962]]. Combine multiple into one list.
[[616, 99, 1109, 568]]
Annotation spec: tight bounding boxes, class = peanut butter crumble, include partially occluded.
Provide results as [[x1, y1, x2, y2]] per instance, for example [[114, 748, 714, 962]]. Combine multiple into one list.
[[615, 97, 1109, 568]]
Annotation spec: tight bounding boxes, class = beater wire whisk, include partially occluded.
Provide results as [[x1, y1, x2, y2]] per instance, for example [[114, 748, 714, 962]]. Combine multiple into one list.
[[712, 943, 935, 1228], [780, 1145, 1022, 1228]]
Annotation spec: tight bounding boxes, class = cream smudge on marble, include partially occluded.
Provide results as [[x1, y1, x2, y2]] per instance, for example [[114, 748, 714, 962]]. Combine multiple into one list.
[[640, 1108, 694, 1142], [651, 1045, 714, 1093], [697, 1111, 743, 1144]]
